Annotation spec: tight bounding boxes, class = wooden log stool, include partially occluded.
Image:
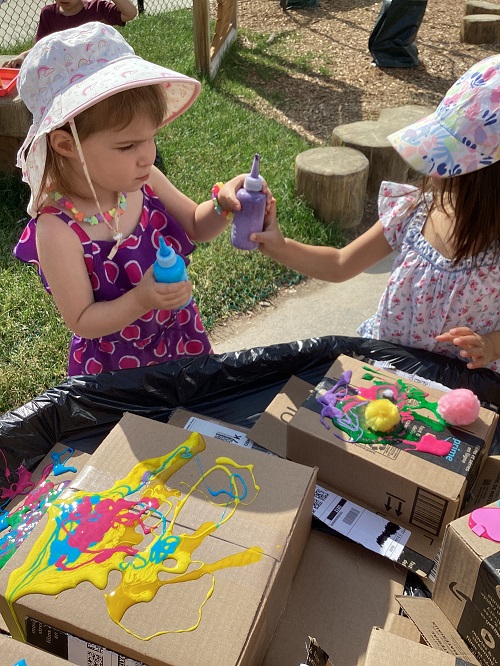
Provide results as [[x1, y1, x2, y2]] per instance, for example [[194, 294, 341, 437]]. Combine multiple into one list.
[[295, 146, 369, 229], [460, 14, 500, 42], [0, 58, 32, 176], [465, 0, 500, 15], [331, 120, 410, 195]]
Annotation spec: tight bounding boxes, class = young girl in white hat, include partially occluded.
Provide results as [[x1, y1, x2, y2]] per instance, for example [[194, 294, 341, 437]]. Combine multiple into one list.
[[14, 22, 264, 376], [251, 55, 500, 372]]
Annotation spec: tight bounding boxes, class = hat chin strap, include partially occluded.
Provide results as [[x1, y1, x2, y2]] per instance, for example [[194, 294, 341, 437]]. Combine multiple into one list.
[[69, 119, 107, 219], [68, 119, 123, 259]]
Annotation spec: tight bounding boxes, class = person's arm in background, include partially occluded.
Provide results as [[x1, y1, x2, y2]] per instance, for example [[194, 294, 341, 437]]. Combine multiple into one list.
[[109, 0, 138, 22], [3, 50, 30, 68]]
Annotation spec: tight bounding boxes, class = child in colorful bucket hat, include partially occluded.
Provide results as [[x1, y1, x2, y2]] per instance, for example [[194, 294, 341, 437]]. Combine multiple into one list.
[[251, 54, 500, 371], [13, 22, 270, 377]]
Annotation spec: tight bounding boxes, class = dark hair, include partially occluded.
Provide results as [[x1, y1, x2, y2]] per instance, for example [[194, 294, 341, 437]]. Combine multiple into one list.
[[421, 160, 500, 265], [40, 84, 168, 206]]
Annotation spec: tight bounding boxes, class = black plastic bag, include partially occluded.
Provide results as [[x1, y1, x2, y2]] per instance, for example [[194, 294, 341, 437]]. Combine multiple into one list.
[[280, 0, 319, 11], [368, 0, 428, 68], [1, 335, 498, 490]]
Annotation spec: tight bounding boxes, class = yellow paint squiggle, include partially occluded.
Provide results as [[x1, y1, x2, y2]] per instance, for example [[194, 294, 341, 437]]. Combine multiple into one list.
[[6, 432, 263, 641]]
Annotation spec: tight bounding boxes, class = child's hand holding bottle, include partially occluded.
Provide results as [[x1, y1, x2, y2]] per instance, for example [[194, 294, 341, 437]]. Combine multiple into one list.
[[133, 266, 193, 314]]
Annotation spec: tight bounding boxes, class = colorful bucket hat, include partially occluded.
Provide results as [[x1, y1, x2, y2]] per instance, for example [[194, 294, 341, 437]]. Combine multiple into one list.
[[388, 54, 500, 178], [17, 22, 201, 215]]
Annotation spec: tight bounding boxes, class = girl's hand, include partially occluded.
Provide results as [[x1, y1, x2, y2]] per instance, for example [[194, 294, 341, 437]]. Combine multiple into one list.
[[249, 199, 285, 258], [133, 266, 193, 312], [436, 327, 495, 369], [217, 175, 274, 214]]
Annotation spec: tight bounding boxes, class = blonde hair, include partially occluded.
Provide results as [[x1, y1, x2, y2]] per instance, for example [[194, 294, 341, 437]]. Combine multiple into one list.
[[38, 84, 168, 207]]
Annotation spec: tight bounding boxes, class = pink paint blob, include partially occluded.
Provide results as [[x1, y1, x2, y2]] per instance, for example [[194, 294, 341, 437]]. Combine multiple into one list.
[[469, 507, 500, 542], [404, 433, 453, 456]]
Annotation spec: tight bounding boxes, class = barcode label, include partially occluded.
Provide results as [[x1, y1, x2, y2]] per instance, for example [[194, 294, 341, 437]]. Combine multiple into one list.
[[342, 508, 360, 526], [313, 484, 410, 561], [183, 417, 254, 448], [410, 488, 447, 536], [428, 546, 442, 582], [68, 634, 145, 666]]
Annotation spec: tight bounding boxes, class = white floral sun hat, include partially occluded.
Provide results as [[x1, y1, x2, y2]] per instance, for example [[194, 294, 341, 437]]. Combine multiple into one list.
[[388, 54, 500, 178], [17, 21, 201, 215]]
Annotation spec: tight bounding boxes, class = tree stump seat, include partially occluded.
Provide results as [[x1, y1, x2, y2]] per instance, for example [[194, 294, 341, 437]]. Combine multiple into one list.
[[295, 146, 369, 229], [465, 0, 500, 15], [460, 14, 500, 42], [331, 105, 434, 194]]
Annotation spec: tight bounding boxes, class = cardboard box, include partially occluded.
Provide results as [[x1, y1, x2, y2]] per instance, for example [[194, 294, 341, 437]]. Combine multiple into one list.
[[262, 529, 406, 666], [0, 633, 74, 665], [0, 413, 316, 666], [464, 455, 500, 515], [0, 443, 89, 574], [433, 500, 500, 666], [365, 627, 477, 665], [287, 355, 498, 539], [249, 376, 441, 579]]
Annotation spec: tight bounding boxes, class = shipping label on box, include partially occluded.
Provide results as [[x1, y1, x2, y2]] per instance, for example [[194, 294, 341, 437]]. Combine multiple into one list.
[[433, 501, 500, 666], [0, 632, 73, 666], [287, 356, 498, 540], [0, 413, 316, 666]]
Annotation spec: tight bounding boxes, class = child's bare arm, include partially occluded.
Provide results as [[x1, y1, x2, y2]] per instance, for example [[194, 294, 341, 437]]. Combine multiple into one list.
[[147, 168, 273, 242], [111, 0, 138, 21], [251, 201, 393, 283], [36, 214, 190, 339], [436, 327, 500, 369], [3, 50, 30, 68]]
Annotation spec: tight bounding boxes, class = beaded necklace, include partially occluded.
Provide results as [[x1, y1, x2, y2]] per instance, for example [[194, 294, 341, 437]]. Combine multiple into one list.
[[53, 191, 127, 259]]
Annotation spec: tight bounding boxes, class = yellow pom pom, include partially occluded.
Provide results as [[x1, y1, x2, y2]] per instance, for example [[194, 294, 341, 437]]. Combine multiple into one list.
[[364, 399, 400, 433]]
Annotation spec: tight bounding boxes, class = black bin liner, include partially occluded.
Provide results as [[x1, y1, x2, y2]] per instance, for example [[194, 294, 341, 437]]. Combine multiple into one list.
[[1, 335, 499, 490], [368, 0, 428, 68]]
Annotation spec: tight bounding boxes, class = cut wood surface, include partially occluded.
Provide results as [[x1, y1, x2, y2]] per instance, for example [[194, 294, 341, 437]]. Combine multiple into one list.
[[460, 14, 500, 43], [331, 120, 409, 194], [465, 0, 500, 15], [295, 146, 369, 228]]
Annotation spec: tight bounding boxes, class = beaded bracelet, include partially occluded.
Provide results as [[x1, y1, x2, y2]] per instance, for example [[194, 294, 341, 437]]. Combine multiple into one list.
[[211, 182, 234, 222]]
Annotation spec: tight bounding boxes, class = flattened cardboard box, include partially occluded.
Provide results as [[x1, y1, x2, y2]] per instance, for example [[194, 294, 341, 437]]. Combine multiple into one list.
[[287, 355, 498, 540], [433, 500, 500, 666], [262, 529, 406, 666], [365, 627, 477, 665], [0, 633, 74, 665], [0, 413, 316, 666]]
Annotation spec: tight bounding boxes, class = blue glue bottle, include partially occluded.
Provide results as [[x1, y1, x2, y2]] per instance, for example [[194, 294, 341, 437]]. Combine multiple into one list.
[[231, 153, 266, 251], [153, 236, 191, 308]]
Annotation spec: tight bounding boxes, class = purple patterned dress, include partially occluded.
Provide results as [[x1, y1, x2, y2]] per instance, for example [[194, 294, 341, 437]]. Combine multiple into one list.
[[14, 184, 213, 376]]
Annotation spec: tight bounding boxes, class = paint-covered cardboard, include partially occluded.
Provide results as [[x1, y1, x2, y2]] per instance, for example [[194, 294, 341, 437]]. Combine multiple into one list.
[[0, 633, 74, 665], [433, 500, 500, 666], [364, 627, 477, 665], [287, 355, 498, 540], [248, 376, 441, 580], [0, 413, 316, 666], [262, 529, 405, 666]]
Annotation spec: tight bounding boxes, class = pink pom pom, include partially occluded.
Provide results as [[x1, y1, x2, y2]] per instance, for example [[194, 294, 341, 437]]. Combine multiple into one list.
[[437, 388, 481, 426]]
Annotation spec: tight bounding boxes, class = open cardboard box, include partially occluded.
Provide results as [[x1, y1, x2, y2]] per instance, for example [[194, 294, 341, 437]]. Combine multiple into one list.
[[432, 499, 500, 666], [0, 413, 316, 666], [0, 633, 74, 665], [286, 355, 498, 540]]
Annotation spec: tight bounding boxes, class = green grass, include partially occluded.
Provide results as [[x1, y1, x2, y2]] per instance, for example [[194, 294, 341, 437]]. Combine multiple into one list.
[[0, 12, 346, 413]]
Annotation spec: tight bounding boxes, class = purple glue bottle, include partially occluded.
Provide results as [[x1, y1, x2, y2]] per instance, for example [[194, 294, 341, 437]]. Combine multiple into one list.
[[231, 153, 266, 251], [153, 236, 191, 308]]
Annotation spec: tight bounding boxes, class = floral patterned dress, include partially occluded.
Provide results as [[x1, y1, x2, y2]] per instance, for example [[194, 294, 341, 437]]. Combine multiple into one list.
[[357, 182, 499, 372], [14, 184, 213, 376]]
